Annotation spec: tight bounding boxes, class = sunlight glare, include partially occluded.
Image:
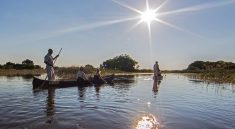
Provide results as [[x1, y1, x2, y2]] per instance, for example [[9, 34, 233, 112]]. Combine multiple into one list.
[[136, 114, 160, 129], [141, 9, 157, 24]]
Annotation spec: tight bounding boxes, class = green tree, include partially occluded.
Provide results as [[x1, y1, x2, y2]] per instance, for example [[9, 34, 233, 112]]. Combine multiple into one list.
[[102, 54, 138, 72], [4, 62, 15, 69], [85, 64, 95, 69], [22, 59, 34, 66], [187, 61, 235, 72]]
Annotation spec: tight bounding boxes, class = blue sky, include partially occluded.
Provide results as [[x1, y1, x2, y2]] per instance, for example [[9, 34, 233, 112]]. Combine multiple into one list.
[[0, 0, 235, 70]]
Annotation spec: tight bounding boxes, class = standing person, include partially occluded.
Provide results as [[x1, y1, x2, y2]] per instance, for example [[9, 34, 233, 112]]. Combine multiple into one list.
[[44, 49, 59, 81], [153, 61, 161, 81]]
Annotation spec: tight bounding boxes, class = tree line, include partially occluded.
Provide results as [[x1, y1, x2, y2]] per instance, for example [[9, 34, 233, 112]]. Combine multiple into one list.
[[186, 61, 235, 72], [0, 55, 150, 72], [0, 59, 42, 70]]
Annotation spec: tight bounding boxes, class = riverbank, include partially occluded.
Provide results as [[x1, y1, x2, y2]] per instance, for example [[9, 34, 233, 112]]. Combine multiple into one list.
[[0, 69, 45, 76]]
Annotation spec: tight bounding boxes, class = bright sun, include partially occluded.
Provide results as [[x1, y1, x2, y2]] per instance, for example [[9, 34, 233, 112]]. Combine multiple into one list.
[[141, 9, 157, 23]]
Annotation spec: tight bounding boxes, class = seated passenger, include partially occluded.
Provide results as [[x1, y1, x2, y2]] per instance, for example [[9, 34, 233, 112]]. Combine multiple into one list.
[[93, 69, 106, 84], [77, 67, 88, 84]]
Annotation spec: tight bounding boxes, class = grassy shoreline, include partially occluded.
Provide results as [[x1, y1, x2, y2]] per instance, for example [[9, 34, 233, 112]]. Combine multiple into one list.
[[0, 69, 45, 76]]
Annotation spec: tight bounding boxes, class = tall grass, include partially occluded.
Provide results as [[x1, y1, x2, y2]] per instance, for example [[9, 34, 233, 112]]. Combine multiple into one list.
[[0, 69, 44, 76], [185, 70, 235, 84], [55, 67, 137, 79]]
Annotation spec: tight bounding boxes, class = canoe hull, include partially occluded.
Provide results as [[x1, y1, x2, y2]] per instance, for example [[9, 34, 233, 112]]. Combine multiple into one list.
[[33, 75, 114, 89], [153, 75, 163, 82]]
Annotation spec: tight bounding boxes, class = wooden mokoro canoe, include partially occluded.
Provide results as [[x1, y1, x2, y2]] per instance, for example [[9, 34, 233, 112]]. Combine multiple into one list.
[[153, 75, 163, 81], [33, 75, 114, 89]]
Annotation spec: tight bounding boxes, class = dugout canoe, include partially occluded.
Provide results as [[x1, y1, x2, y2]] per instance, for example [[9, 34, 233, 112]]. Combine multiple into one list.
[[33, 75, 114, 89], [153, 75, 163, 81]]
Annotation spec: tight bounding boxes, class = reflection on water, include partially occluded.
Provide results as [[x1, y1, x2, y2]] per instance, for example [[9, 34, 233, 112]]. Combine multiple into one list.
[[46, 88, 55, 123], [136, 114, 160, 129], [78, 87, 87, 100], [33, 88, 56, 124], [0, 74, 235, 129], [152, 80, 161, 96]]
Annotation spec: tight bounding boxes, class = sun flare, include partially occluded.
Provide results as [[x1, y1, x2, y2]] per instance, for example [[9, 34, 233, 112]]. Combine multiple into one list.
[[141, 9, 157, 24]]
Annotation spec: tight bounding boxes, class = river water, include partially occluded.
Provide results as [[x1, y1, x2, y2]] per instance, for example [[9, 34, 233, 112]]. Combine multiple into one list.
[[0, 74, 234, 129]]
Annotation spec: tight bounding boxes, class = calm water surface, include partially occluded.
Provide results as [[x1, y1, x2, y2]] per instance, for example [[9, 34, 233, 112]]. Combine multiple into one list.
[[0, 74, 235, 129]]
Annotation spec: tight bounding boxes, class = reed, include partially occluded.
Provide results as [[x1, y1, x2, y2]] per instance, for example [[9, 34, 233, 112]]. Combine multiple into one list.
[[185, 70, 235, 84], [0, 69, 45, 76]]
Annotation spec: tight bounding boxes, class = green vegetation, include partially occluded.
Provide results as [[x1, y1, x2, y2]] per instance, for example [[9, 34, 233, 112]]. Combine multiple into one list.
[[0, 59, 44, 76], [1, 54, 233, 85], [2, 56, 234, 84], [56, 65, 136, 79], [0, 55, 153, 77], [183, 61, 235, 84], [55, 54, 152, 79], [101, 54, 138, 72], [186, 61, 235, 72], [0, 69, 44, 76], [55, 65, 97, 79], [0, 59, 42, 70]]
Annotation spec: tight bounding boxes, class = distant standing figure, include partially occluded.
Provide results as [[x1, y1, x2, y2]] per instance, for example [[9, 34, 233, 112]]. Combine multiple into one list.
[[153, 61, 161, 81], [44, 49, 59, 81]]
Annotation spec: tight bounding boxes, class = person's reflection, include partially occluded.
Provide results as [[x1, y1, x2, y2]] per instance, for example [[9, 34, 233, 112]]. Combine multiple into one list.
[[152, 80, 161, 96], [78, 87, 86, 100], [95, 85, 102, 100], [46, 88, 55, 124]]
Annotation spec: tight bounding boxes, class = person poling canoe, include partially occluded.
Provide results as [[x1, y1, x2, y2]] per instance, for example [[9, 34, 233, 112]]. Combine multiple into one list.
[[44, 49, 60, 81], [153, 61, 162, 81]]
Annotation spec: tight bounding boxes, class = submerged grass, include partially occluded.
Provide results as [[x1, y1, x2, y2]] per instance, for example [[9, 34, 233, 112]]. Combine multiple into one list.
[[184, 70, 235, 84]]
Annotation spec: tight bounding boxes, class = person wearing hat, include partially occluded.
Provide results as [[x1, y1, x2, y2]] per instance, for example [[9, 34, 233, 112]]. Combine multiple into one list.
[[153, 61, 161, 81], [44, 49, 59, 81]]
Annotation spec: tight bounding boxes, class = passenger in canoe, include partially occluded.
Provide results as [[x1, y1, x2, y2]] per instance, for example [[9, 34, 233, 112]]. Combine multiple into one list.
[[76, 66, 89, 84], [93, 69, 106, 84], [153, 61, 162, 81], [44, 49, 59, 81]]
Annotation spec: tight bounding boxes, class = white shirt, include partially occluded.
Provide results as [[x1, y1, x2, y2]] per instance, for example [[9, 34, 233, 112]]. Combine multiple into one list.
[[77, 71, 87, 80], [44, 53, 53, 67], [153, 64, 160, 76]]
